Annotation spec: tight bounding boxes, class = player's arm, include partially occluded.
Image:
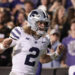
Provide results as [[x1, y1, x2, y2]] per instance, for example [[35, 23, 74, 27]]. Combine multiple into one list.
[[0, 26, 21, 54], [40, 54, 52, 63], [40, 44, 64, 63], [0, 38, 16, 54]]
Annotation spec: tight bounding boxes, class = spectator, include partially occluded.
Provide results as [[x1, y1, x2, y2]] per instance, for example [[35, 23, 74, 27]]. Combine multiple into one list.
[[62, 18, 75, 67], [49, 0, 55, 4], [38, 0, 49, 12], [0, 0, 10, 8], [62, 0, 72, 10], [51, 6, 66, 29], [51, 6, 67, 41], [43, 29, 62, 68], [16, 11, 26, 26], [67, 7, 75, 23], [62, 0, 75, 10], [10, 3, 26, 25], [11, 4, 23, 16], [3, 9, 11, 23], [0, 23, 11, 42], [10, 0, 26, 9], [48, 0, 61, 14], [0, 8, 5, 23], [0, 7, 14, 67], [24, 1, 34, 17], [0, 8, 11, 26], [71, 0, 75, 8], [30, 0, 40, 8], [18, 0, 26, 4], [61, 7, 75, 41], [0, 23, 12, 66], [47, 1, 61, 21]]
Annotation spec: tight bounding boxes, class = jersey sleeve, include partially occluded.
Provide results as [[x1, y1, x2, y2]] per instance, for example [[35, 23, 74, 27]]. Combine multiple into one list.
[[9, 27, 22, 40], [9, 38, 17, 47]]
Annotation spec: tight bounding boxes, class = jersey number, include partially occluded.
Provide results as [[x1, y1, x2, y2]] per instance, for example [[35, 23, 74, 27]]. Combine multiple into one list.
[[25, 47, 40, 66]]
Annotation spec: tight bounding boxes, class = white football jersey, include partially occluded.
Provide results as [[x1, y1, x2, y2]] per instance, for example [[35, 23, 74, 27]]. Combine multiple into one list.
[[69, 66, 75, 75], [11, 30, 49, 75]]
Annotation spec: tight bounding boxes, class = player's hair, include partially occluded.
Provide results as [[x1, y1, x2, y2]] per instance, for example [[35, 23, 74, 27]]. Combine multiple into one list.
[[23, 25, 36, 35]]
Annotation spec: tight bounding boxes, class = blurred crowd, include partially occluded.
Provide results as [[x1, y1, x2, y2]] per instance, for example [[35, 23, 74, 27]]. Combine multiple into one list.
[[0, 0, 75, 71]]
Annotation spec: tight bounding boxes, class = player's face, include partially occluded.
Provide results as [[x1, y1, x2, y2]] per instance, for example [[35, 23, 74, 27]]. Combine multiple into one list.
[[36, 21, 48, 31]]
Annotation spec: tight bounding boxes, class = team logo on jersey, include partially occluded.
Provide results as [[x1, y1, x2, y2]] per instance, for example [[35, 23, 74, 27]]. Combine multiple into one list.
[[68, 41, 75, 56]]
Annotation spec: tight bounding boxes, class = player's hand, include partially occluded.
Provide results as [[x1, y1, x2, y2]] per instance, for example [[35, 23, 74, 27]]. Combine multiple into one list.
[[2, 38, 12, 48], [56, 44, 64, 55]]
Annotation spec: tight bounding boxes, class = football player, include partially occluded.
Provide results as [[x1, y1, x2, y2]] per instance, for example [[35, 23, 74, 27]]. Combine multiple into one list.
[[0, 9, 64, 75]]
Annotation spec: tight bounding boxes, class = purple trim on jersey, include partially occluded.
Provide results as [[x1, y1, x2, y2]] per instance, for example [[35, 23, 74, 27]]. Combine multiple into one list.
[[15, 28, 21, 35], [74, 72, 75, 75], [62, 36, 75, 66], [11, 32, 19, 39], [36, 62, 42, 75]]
